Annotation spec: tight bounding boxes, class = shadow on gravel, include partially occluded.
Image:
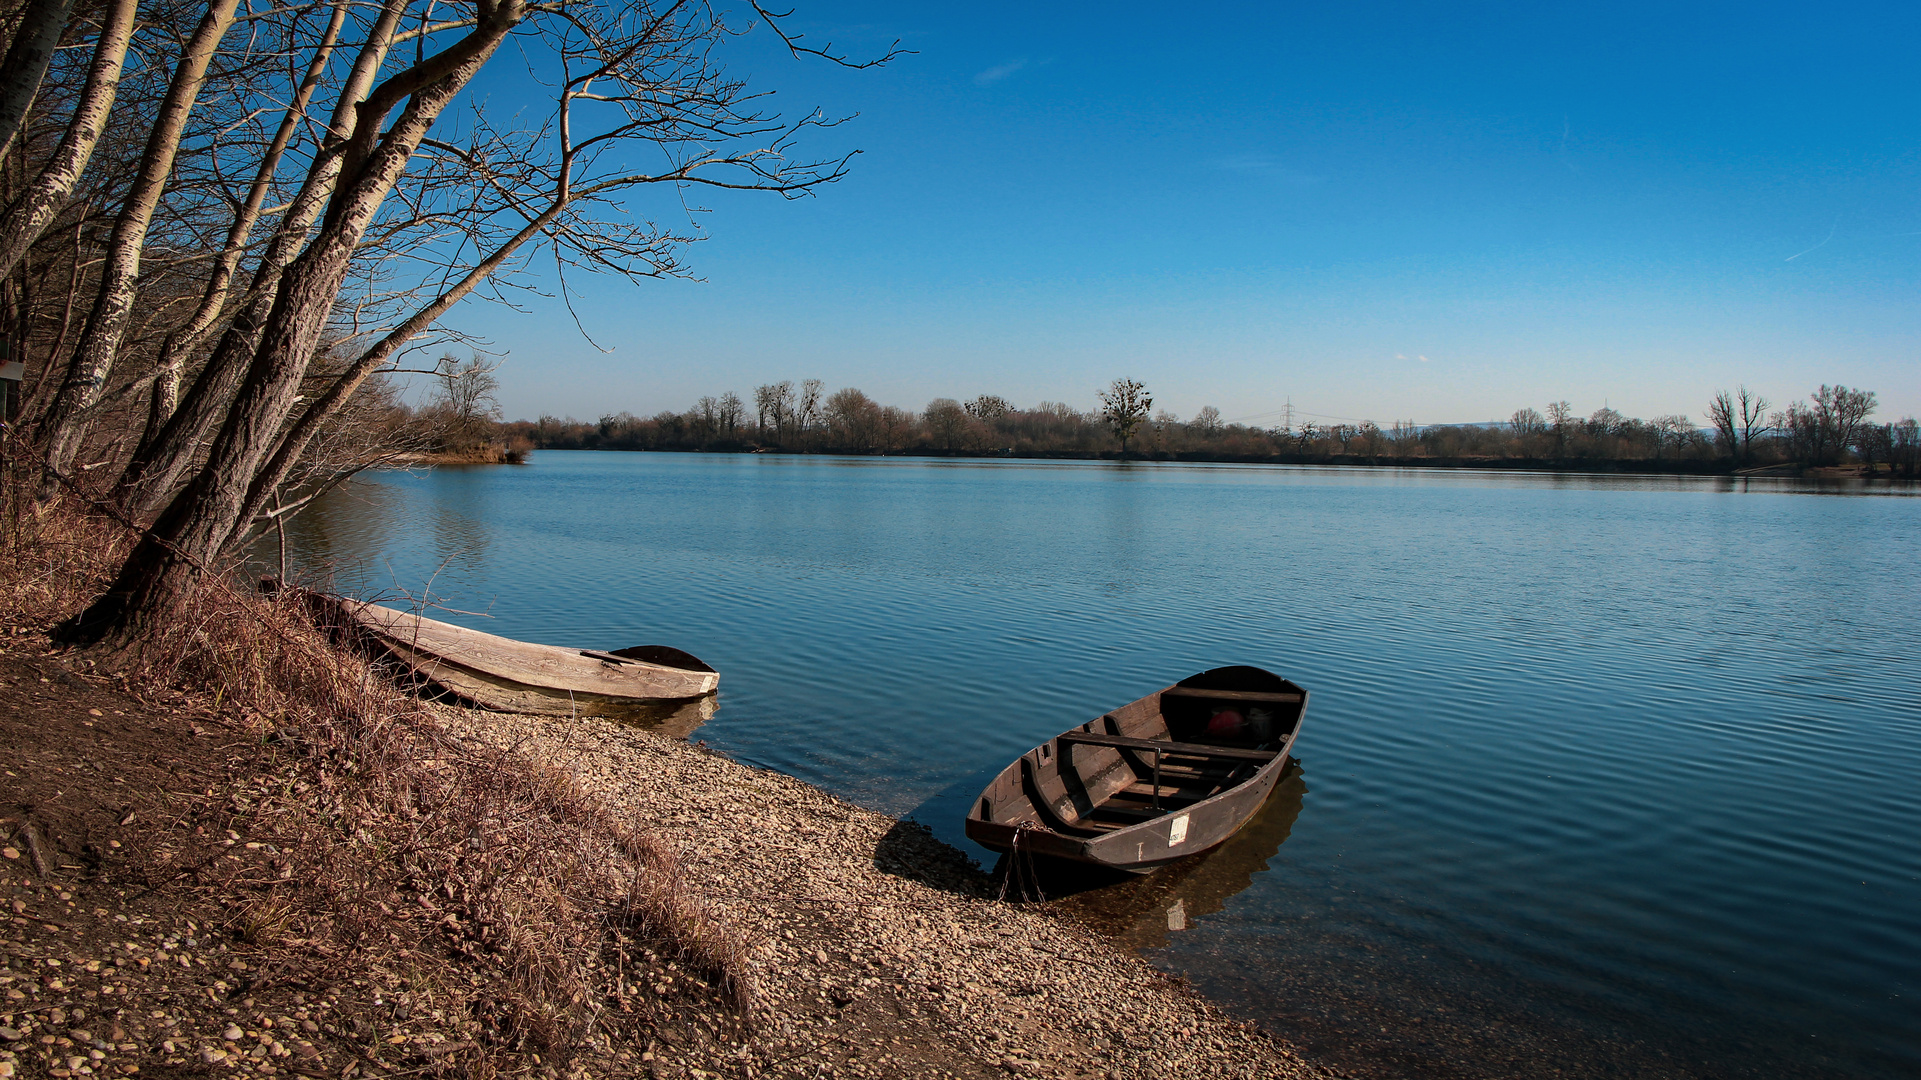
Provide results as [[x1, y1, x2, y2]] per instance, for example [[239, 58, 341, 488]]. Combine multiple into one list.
[[873, 819, 993, 897], [989, 856, 1137, 904]]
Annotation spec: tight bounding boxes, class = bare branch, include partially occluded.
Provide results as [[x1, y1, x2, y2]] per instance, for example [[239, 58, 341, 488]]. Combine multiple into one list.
[[748, 2, 909, 69]]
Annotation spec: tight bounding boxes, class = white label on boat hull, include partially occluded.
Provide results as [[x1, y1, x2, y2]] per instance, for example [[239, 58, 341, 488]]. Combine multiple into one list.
[[1168, 814, 1190, 846]]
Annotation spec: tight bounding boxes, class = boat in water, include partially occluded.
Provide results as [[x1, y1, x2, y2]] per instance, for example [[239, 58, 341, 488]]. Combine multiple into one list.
[[964, 665, 1306, 873], [320, 597, 718, 718]]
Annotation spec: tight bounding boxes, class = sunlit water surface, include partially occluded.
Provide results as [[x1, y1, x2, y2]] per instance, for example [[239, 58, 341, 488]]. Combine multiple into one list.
[[272, 452, 1921, 1079]]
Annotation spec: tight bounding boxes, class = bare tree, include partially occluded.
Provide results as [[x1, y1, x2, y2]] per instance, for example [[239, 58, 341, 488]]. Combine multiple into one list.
[[109, 0, 411, 516], [1544, 400, 1573, 454], [1821, 384, 1876, 463], [434, 352, 500, 447], [1709, 386, 1771, 465], [1192, 405, 1221, 434], [57, 0, 901, 646], [964, 394, 1010, 421], [137, 0, 352, 444], [37, 0, 246, 489], [796, 377, 824, 443], [755, 381, 795, 442], [1099, 378, 1152, 454], [1856, 422, 1893, 475], [1777, 384, 1874, 467], [923, 397, 967, 450], [1736, 385, 1770, 461], [1144, 408, 1177, 451], [825, 386, 878, 451], [1651, 415, 1693, 458], [690, 395, 719, 442], [716, 391, 744, 438], [0, 0, 137, 275], [1587, 407, 1626, 438], [1707, 391, 1738, 459], [1891, 418, 1920, 478], [875, 404, 914, 452]]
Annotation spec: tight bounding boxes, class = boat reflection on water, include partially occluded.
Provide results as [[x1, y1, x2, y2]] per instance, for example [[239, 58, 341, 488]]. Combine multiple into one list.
[[603, 693, 717, 740], [1010, 761, 1309, 950]]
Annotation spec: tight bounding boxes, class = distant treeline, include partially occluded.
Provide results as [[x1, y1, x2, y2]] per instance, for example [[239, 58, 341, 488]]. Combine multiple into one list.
[[504, 379, 1920, 476]]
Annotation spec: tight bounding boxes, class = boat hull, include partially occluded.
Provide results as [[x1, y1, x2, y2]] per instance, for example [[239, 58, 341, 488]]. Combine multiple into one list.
[[967, 763, 1286, 871], [318, 597, 718, 717], [371, 634, 719, 720]]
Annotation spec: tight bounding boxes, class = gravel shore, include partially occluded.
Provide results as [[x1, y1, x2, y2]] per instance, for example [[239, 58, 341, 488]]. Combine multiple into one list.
[[440, 705, 1330, 1080], [2, 635, 1331, 1080]]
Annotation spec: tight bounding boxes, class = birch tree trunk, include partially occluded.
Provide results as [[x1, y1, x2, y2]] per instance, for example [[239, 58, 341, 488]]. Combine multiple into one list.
[[37, 0, 243, 489], [0, 0, 135, 275], [114, 0, 407, 515], [137, 0, 349, 443], [0, 0, 73, 154]]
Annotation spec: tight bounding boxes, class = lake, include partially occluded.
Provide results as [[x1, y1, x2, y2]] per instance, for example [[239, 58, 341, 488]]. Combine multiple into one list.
[[274, 451, 1921, 1079]]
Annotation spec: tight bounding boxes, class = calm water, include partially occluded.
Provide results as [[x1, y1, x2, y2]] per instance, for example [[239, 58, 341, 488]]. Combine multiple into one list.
[[274, 452, 1921, 1079]]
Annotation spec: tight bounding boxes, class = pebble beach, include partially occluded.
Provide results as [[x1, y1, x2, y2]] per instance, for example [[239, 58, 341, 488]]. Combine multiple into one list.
[[437, 705, 1330, 1080]]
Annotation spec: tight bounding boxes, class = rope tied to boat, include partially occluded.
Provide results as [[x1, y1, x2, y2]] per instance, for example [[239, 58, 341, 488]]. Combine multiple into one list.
[[996, 822, 1047, 903]]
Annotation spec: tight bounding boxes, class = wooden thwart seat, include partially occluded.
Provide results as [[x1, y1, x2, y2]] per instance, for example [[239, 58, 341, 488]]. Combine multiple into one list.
[[1159, 686, 1304, 704], [1058, 731, 1279, 762], [1093, 802, 1172, 822]]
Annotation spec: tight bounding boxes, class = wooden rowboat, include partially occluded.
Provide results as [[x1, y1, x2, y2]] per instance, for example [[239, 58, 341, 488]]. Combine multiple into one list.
[[965, 665, 1307, 873], [337, 599, 718, 718]]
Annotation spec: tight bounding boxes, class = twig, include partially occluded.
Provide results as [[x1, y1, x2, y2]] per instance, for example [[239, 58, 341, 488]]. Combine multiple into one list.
[[18, 820, 55, 876]]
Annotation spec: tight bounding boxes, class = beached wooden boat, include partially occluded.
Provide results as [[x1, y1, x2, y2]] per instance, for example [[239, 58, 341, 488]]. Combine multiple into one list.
[[965, 665, 1307, 873], [336, 599, 718, 717]]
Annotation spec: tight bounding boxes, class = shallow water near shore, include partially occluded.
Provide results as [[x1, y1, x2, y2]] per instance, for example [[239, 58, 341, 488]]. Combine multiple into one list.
[[272, 451, 1921, 1079]]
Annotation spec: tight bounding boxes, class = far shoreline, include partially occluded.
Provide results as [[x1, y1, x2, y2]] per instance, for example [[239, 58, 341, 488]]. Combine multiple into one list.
[[425, 443, 1910, 482]]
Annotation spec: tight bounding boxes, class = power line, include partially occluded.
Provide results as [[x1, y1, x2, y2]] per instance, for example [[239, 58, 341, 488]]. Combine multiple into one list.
[[1226, 405, 1380, 426]]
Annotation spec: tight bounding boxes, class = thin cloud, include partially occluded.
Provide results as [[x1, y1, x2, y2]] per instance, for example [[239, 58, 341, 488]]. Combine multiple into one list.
[[1419, 355, 1430, 362], [974, 58, 1028, 86], [1212, 153, 1322, 185], [1785, 221, 1838, 262]]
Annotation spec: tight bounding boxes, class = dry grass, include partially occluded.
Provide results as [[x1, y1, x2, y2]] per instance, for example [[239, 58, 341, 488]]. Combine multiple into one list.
[[0, 460, 756, 1072], [0, 462, 133, 632]]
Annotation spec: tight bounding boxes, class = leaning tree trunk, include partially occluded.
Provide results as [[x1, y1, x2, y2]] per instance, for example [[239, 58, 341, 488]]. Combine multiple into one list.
[[37, 0, 242, 491], [0, 0, 135, 276], [136, 0, 349, 447], [0, 0, 74, 154], [66, 0, 524, 647], [234, 200, 568, 537]]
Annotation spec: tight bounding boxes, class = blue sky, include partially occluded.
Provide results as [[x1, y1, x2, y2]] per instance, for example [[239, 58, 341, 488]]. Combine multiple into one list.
[[445, 1, 1920, 426]]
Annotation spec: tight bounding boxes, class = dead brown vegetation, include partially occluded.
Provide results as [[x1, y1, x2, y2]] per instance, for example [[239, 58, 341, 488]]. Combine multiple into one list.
[[0, 459, 757, 1075]]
